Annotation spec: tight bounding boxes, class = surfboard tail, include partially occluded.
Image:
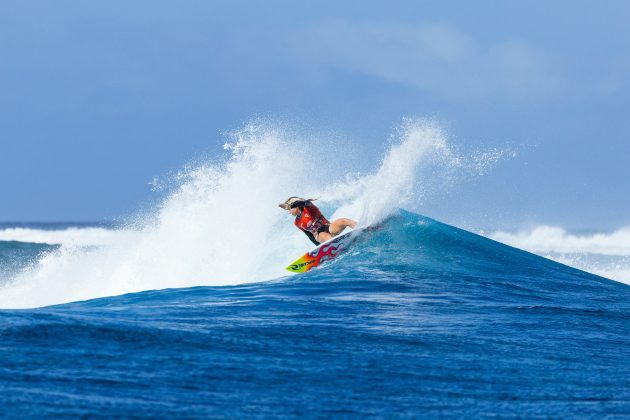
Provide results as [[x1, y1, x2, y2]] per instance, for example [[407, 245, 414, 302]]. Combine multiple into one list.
[[285, 253, 319, 273]]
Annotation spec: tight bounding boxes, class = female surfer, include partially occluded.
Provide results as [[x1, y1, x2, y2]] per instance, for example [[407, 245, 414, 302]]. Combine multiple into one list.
[[279, 197, 357, 246]]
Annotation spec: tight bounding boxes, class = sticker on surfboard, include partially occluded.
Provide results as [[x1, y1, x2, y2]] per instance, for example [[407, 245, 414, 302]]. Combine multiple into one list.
[[285, 228, 364, 273]]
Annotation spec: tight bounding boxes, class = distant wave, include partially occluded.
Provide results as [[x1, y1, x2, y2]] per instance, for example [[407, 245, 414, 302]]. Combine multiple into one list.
[[488, 226, 630, 284], [0, 227, 127, 248]]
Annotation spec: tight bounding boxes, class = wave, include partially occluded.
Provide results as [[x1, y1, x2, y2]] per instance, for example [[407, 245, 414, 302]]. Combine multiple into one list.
[[0, 206, 612, 310]]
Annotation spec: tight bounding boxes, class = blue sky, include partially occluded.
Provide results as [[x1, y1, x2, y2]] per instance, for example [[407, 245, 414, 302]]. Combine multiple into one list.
[[1, 1, 629, 229]]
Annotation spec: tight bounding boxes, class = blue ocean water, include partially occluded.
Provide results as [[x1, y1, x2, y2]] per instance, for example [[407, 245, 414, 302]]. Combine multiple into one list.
[[1, 211, 629, 417]]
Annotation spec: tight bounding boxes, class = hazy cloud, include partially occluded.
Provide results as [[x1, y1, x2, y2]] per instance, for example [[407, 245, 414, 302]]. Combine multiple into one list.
[[291, 20, 566, 102]]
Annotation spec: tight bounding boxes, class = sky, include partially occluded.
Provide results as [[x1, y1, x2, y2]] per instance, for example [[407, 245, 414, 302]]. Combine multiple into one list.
[[1, 1, 629, 230]]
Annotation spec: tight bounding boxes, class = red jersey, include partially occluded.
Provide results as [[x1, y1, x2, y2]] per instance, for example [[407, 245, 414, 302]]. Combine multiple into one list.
[[294, 204, 330, 236]]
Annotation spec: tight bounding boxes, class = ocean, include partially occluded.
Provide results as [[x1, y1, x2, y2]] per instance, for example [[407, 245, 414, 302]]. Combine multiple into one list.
[[1, 212, 630, 417], [1, 121, 629, 417]]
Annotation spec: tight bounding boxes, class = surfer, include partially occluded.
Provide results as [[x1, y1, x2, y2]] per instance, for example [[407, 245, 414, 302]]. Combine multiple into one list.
[[279, 197, 357, 246]]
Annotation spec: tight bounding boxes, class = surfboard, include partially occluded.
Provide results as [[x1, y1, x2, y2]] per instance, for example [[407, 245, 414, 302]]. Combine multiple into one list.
[[285, 228, 365, 273]]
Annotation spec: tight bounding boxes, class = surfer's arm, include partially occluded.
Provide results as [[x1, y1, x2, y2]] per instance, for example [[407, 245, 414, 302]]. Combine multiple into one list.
[[303, 230, 319, 246], [289, 200, 313, 209]]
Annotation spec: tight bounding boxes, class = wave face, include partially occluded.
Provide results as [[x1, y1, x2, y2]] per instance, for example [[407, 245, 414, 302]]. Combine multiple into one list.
[[1, 211, 630, 417]]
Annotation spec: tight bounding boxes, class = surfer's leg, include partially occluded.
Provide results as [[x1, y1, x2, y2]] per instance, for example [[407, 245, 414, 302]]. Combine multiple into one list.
[[328, 218, 357, 236]]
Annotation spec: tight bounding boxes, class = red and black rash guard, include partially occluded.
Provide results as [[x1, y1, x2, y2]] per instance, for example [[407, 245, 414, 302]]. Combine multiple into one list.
[[291, 201, 330, 245]]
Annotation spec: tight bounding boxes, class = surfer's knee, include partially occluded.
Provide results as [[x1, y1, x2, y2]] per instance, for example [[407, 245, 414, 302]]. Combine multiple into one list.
[[337, 218, 357, 230], [328, 219, 352, 236], [316, 232, 332, 243]]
